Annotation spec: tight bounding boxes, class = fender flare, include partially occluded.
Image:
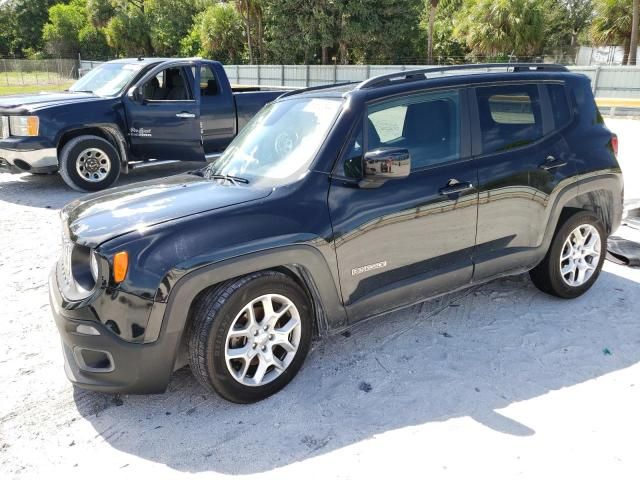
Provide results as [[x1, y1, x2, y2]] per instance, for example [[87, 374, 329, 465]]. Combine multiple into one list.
[[144, 245, 348, 345], [536, 171, 623, 265], [56, 123, 130, 172]]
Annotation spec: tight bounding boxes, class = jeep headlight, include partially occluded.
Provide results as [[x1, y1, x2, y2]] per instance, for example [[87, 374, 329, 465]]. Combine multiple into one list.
[[89, 250, 100, 282], [9, 115, 39, 137], [69, 246, 100, 293]]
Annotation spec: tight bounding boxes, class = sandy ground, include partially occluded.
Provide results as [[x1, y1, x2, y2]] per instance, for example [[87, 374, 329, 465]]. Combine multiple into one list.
[[1, 119, 639, 478]]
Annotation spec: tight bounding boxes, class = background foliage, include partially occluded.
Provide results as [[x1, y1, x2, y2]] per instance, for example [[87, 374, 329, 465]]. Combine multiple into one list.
[[0, 0, 637, 65]]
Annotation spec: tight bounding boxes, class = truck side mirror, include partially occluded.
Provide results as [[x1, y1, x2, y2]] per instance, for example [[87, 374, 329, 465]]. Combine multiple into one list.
[[127, 86, 144, 103], [359, 148, 411, 188]]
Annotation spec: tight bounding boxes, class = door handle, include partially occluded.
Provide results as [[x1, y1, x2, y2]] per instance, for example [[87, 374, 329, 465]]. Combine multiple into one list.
[[439, 180, 474, 196], [176, 112, 196, 118], [539, 156, 567, 171]]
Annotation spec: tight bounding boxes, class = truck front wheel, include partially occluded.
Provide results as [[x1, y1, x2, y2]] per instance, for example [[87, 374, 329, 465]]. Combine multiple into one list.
[[59, 135, 121, 192]]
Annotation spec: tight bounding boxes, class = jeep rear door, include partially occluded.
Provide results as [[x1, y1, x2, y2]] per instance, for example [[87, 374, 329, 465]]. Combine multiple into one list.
[[470, 81, 577, 280], [124, 60, 205, 162], [328, 88, 478, 321]]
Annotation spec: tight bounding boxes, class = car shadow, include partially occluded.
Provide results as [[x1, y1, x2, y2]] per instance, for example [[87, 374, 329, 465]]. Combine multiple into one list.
[[72, 268, 640, 474], [0, 162, 205, 209]]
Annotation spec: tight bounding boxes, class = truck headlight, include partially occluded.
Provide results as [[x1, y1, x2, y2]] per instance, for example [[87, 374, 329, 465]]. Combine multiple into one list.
[[9, 115, 39, 136]]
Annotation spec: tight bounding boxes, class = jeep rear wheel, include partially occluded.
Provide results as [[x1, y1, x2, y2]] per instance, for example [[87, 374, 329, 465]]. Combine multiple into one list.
[[59, 135, 120, 192], [188, 271, 313, 403], [530, 211, 607, 298]]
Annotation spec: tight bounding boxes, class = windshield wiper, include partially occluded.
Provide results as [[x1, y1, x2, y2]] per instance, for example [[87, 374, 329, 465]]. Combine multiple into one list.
[[207, 173, 250, 185], [70, 89, 93, 93]]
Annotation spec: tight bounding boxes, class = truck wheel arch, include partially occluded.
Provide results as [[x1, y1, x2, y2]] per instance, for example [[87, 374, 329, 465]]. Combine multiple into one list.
[[57, 125, 130, 172]]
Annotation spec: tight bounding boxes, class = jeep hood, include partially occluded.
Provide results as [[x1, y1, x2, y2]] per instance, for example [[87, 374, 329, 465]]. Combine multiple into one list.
[[0, 91, 99, 114], [62, 174, 272, 247]]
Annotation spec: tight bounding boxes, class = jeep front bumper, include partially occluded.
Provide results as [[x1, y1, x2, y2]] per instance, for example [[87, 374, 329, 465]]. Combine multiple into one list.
[[49, 268, 181, 394]]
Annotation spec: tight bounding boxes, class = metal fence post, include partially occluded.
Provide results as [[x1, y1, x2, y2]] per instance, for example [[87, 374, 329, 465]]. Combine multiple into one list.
[[257, 64, 261, 86], [366, 64, 371, 79], [3, 59, 8, 86], [305, 64, 310, 87], [592, 66, 601, 95], [333, 64, 337, 84], [280, 64, 285, 86]]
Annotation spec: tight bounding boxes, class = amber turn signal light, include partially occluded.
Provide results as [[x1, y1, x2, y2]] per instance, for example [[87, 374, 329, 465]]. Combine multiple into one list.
[[113, 251, 129, 283]]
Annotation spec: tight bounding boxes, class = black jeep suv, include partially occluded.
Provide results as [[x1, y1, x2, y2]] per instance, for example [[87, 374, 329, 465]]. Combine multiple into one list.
[[49, 64, 623, 403]]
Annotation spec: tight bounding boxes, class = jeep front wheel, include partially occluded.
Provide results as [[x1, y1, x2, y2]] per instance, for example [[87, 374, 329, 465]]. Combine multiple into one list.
[[59, 135, 121, 192], [188, 271, 313, 403]]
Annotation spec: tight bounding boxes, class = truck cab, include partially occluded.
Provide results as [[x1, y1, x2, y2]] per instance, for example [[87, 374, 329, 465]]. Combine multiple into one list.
[[0, 58, 287, 191]]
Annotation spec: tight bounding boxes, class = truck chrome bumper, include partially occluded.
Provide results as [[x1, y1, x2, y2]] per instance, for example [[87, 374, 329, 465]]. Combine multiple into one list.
[[0, 147, 58, 173]]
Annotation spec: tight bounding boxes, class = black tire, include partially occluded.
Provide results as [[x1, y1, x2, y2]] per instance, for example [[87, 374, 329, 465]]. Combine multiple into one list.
[[529, 210, 607, 298], [188, 271, 313, 403], [59, 135, 121, 192]]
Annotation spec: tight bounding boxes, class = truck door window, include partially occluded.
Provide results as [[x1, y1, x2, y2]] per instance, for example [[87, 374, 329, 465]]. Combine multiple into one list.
[[367, 90, 460, 170], [199, 65, 220, 96], [476, 84, 543, 153], [142, 67, 192, 101]]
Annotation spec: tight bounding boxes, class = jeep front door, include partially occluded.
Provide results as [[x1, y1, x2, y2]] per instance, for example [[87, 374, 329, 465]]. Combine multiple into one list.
[[328, 89, 478, 321], [124, 64, 205, 162]]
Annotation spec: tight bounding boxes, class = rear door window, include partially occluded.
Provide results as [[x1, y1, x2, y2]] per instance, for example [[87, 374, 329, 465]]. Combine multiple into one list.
[[476, 84, 543, 154], [547, 83, 571, 129]]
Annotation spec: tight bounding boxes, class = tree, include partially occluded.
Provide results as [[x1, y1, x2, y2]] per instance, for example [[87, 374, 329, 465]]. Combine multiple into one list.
[[427, 0, 439, 64], [103, 1, 154, 56], [79, 25, 112, 59], [420, 0, 469, 64], [0, 3, 18, 57], [13, 0, 58, 55], [631, 0, 639, 64], [591, 0, 634, 63], [146, 0, 198, 56], [454, 0, 548, 59], [87, 0, 117, 28], [42, 0, 88, 57], [184, 2, 246, 63]]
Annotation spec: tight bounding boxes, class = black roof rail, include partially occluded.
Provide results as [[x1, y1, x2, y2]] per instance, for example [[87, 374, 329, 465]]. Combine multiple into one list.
[[277, 81, 360, 99], [356, 63, 569, 90]]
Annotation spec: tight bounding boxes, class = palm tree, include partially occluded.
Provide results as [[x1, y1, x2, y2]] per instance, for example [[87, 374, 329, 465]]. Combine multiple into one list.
[[454, 0, 546, 59], [591, 0, 634, 63], [630, 0, 639, 64], [427, 0, 439, 64]]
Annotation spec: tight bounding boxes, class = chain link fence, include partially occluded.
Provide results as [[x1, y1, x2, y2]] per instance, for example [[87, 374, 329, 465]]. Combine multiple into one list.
[[0, 58, 78, 87]]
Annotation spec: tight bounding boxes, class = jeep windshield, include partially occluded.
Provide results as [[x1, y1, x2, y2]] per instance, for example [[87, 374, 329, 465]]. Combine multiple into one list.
[[69, 62, 146, 96], [205, 97, 343, 185]]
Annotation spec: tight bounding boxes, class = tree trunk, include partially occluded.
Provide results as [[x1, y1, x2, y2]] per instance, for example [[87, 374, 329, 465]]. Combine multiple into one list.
[[239, 0, 254, 64], [623, 37, 631, 65], [427, 3, 436, 64], [257, 12, 264, 64], [322, 46, 329, 65], [629, 0, 639, 65]]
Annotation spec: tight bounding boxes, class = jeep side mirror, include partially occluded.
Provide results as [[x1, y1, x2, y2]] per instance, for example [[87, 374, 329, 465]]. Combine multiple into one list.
[[127, 86, 144, 103], [359, 148, 411, 188]]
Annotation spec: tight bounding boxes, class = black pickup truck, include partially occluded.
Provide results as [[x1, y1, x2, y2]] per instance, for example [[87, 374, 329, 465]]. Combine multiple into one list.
[[0, 58, 287, 191]]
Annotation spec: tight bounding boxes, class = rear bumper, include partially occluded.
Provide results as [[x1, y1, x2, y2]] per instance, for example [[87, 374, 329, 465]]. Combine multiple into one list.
[[49, 268, 181, 394], [0, 147, 58, 173]]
